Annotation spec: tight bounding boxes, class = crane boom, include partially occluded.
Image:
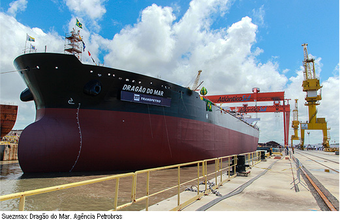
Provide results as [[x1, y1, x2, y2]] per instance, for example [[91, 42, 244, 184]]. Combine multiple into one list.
[[191, 70, 202, 91], [302, 43, 316, 79]]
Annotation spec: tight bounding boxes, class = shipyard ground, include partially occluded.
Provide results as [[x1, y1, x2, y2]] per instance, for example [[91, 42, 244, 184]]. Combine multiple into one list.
[[147, 149, 339, 211]]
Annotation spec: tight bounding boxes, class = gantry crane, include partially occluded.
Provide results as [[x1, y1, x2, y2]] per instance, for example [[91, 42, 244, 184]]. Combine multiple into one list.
[[205, 91, 290, 146], [291, 99, 300, 146], [300, 44, 330, 149]]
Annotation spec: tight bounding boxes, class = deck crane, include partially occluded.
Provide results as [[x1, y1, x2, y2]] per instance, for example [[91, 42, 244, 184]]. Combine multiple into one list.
[[290, 99, 300, 146], [299, 44, 330, 149]]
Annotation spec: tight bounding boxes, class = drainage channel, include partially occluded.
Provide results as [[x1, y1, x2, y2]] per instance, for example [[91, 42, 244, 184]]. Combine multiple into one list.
[[293, 156, 339, 211]]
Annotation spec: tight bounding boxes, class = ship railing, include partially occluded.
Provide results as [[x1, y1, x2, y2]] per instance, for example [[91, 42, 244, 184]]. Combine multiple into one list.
[[0, 151, 262, 211]]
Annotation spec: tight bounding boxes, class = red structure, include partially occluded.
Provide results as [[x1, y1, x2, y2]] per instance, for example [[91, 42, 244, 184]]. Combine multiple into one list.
[[205, 91, 290, 147], [0, 104, 18, 138], [206, 91, 284, 103], [228, 103, 289, 113]]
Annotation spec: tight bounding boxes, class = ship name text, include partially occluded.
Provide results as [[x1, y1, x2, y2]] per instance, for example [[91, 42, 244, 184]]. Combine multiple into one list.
[[122, 84, 164, 96]]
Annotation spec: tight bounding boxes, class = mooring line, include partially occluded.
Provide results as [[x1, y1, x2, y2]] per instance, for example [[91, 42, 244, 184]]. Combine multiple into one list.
[[0, 68, 28, 74]]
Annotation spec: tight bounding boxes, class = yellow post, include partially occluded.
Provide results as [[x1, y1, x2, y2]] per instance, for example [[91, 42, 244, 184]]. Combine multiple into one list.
[[215, 159, 218, 187], [219, 158, 223, 186], [19, 196, 25, 211], [197, 163, 200, 196], [204, 161, 208, 194], [177, 166, 181, 206], [114, 178, 119, 211], [249, 153, 251, 166], [234, 155, 237, 175], [131, 175, 137, 202], [146, 171, 150, 211], [253, 152, 255, 165], [228, 157, 230, 179]]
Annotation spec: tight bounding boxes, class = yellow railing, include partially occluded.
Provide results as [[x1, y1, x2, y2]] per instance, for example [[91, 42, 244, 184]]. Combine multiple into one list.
[[0, 151, 262, 211], [241, 151, 262, 168]]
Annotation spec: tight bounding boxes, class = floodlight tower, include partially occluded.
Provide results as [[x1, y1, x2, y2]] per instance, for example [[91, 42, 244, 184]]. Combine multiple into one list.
[[300, 44, 330, 149], [290, 99, 300, 146]]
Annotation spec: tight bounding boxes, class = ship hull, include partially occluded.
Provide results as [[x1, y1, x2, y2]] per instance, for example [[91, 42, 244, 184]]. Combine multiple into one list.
[[15, 53, 259, 173]]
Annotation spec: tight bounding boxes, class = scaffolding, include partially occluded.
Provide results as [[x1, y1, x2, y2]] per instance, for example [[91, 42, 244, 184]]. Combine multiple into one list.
[[64, 28, 83, 60]]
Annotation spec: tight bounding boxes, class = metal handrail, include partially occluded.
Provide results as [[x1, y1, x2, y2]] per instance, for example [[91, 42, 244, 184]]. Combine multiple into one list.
[[0, 172, 135, 211], [0, 151, 261, 211]]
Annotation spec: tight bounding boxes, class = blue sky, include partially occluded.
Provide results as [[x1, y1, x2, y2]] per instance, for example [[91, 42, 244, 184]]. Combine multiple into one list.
[[0, 0, 339, 145], [2, 0, 338, 80]]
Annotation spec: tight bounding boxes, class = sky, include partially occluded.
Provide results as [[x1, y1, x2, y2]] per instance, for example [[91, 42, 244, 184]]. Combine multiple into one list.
[[0, 0, 339, 146]]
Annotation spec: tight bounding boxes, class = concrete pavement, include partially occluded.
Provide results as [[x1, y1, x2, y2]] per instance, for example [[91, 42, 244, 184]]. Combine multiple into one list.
[[147, 150, 339, 211]]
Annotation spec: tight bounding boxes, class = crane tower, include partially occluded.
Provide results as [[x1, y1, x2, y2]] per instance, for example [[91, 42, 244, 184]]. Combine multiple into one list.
[[300, 44, 330, 149], [291, 99, 300, 146]]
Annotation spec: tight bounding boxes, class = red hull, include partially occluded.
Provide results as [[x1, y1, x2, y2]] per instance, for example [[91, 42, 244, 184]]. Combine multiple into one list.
[[18, 108, 258, 173]]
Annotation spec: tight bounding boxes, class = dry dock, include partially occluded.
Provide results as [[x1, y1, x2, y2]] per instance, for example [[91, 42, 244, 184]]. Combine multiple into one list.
[[147, 149, 339, 211]]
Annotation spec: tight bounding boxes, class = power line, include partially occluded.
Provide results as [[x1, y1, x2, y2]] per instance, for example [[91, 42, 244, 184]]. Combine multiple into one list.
[[0, 68, 27, 74]]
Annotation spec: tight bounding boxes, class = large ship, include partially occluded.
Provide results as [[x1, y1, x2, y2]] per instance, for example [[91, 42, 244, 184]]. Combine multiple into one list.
[[14, 30, 259, 173]]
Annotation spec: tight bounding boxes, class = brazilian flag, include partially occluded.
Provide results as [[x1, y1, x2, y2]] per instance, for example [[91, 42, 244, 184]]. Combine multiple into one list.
[[206, 100, 213, 112], [76, 19, 83, 29]]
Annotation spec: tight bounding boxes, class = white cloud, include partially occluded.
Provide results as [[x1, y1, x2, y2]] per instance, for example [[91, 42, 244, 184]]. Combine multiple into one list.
[[65, 0, 106, 31], [318, 73, 339, 144], [65, 0, 106, 20], [103, 4, 176, 75], [102, 1, 287, 95], [332, 63, 339, 76], [252, 5, 265, 27], [0, 12, 64, 129], [7, 0, 27, 17], [282, 69, 289, 74]]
